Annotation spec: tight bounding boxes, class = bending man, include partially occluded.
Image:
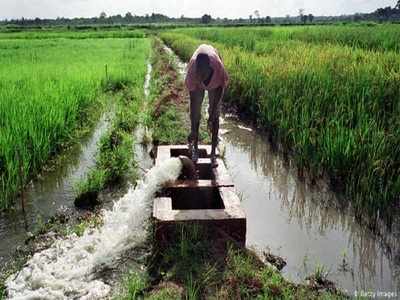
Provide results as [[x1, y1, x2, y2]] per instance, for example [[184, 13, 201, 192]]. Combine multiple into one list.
[[185, 44, 229, 167]]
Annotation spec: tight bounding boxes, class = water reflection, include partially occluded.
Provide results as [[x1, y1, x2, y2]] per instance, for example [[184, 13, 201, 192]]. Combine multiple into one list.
[[220, 115, 399, 294]]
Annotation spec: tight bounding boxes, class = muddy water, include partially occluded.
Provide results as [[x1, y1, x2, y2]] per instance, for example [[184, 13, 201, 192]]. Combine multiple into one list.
[[163, 44, 400, 296], [219, 116, 399, 295], [0, 111, 114, 267]]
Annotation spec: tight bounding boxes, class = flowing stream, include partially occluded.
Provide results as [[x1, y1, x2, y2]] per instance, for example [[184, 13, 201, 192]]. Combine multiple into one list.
[[164, 44, 400, 295], [6, 158, 182, 299]]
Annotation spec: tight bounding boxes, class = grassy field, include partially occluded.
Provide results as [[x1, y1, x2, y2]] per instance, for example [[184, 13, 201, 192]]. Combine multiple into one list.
[[0, 29, 146, 39], [0, 33, 148, 209], [160, 25, 400, 214]]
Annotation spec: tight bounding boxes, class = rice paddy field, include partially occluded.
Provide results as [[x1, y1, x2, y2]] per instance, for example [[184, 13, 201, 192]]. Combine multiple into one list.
[[0, 29, 146, 40], [1, 24, 400, 299], [160, 24, 400, 215], [0, 30, 149, 209]]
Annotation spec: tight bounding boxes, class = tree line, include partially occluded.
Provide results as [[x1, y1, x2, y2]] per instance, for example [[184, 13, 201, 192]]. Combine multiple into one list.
[[1, 1, 399, 27]]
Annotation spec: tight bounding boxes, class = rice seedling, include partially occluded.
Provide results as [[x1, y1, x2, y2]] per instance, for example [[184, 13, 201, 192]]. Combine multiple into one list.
[[0, 35, 149, 209]]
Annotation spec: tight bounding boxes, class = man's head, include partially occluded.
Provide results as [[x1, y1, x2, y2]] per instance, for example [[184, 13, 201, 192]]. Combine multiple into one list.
[[195, 53, 213, 82]]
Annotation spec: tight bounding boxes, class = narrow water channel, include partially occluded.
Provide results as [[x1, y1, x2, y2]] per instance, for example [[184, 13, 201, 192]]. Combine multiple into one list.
[[164, 44, 400, 295], [0, 110, 113, 267], [220, 115, 399, 295]]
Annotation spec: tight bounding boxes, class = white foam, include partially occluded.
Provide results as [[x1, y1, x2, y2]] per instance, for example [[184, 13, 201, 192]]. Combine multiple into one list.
[[238, 125, 253, 132], [144, 62, 152, 98], [6, 158, 183, 300]]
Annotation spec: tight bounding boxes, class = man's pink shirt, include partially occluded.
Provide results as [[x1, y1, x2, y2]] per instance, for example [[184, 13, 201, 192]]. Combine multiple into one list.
[[185, 44, 229, 91]]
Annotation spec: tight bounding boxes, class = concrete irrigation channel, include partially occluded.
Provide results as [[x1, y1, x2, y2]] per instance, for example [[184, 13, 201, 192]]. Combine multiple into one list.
[[153, 145, 246, 247]]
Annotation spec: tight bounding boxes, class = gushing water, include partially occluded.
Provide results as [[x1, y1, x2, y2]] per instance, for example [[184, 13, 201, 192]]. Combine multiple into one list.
[[6, 158, 183, 300]]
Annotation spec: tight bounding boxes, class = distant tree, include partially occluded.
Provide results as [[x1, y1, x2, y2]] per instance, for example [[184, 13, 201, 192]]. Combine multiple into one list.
[[249, 14, 253, 23], [201, 14, 212, 24], [299, 9, 304, 19], [376, 6, 393, 20], [285, 14, 291, 23], [125, 12, 133, 22], [299, 9, 308, 23], [100, 12, 107, 19], [254, 10, 260, 23], [265, 16, 272, 24], [114, 14, 123, 23], [308, 14, 314, 23], [397, 0, 400, 9], [353, 13, 363, 22]]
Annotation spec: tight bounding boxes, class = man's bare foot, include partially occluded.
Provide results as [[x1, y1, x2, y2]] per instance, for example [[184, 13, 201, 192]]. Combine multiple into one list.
[[191, 148, 199, 163], [187, 136, 193, 157], [178, 156, 198, 180], [211, 155, 218, 168]]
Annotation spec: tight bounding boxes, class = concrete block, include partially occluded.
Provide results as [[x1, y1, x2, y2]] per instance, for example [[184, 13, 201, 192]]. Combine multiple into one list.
[[153, 145, 246, 247]]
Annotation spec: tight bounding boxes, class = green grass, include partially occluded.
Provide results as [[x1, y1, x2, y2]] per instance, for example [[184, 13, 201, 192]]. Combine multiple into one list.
[[116, 224, 346, 299], [75, 96, 141, 202], [74, 128, 134, 202], [160, 27, 400, 215], [116, 271, 148, 300], [0, 35, 148, 209]]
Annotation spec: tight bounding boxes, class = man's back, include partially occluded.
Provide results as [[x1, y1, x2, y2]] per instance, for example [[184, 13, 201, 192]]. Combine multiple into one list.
[[185, 44, 229, 92]]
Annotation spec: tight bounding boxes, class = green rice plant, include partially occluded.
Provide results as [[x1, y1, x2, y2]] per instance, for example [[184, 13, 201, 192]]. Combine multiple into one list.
[[0, 29, 146, 40], [170, 24, 400, 53], [0, 37, 150, 209], [160, 29, 400, 215], [116, 271, 148, 300], [313, 263, 331, 284]]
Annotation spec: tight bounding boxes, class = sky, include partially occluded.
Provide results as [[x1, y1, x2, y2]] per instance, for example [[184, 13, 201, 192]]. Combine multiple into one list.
[[0, 0, 397, 20]]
